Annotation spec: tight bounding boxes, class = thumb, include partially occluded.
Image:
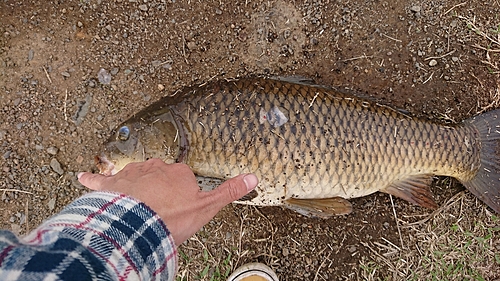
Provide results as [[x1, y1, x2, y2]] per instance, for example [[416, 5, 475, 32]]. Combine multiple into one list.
[[77, 172, 109, 191], [206, 173, 258, 207]]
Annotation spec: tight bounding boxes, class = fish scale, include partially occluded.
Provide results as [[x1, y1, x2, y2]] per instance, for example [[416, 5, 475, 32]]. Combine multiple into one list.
[[172, 79, 475, 201], [98, 77, 500, 217]]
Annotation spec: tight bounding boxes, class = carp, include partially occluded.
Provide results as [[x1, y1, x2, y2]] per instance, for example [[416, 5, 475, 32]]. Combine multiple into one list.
[[96, 77, 500, 217]]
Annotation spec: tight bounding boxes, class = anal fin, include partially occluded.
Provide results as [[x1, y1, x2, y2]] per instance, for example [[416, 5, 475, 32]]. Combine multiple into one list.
[[383, 174, 438, 209], [283, 197, 353, 218]]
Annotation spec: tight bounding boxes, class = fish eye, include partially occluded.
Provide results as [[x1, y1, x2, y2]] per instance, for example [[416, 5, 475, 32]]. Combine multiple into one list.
[[117, 126, 130, 141]]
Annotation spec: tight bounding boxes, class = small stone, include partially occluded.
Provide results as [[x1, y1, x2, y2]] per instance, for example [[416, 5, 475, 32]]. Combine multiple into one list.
[[28, 49, 34, 61], [282, 248, 289, 257], [61, 71, 71, 78], [158, 84, 165, 91], [47, 147, 58, 155], [76, 155, 84, 164], [77, 21, 83, 28], [50, 158, 64, 175], [187, 41, 196, 50], [35, 144, 43, 150], [111, 67, 119, 75], [3, 151, 11, 159], [348, 246, 357, 253], [98, 68, 111, 84], [410, 5, 421, 13], [47, 197, 56, 211], [452, 56, 459, 62], [429, 59, 437, 67], [215, 8, 222, 15], [138, 4, 148, 11]]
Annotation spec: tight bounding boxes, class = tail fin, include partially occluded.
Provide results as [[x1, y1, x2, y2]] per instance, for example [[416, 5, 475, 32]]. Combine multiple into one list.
[[463, 109, 500, 213]]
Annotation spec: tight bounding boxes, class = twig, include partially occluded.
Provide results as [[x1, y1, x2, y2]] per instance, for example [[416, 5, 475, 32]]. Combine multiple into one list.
[[64, 90, 68, 121], [313, 250, 331, 281], [181, 33, 189, 64], [25, 199, 29, 234], [424, 49, 456, 61], [342, 54, 374, 62], [404, 191, 465, 227], [43, 66, 52, 84], [389, 195, 405, 250], [381, 33, 402, 42], [0, 189, 34, 195], [471, 44, 500, 52], [458, 16, 500, 46], [309, 92, 320, 108], [423, 71, 434, 84], [441, 2, 467, 17], [234, 212, 247, 268]]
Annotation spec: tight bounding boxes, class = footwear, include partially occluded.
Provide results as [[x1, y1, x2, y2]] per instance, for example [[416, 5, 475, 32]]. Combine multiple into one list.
[[227, 263, 279, 281]]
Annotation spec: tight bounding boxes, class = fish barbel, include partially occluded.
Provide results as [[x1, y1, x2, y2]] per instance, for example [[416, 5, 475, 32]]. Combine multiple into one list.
[[96, 77, 500, 217]]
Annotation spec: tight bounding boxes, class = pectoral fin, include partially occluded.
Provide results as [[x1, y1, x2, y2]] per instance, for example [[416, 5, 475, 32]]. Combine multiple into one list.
[[283, 197, 353, 218], [383, 174, 438, 209]]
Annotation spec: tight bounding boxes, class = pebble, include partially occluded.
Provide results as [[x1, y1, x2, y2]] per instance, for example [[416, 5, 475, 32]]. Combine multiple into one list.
[[138, 4, 148, 11], [452, 56, 459, 62], [282, 248, 289, 257], [151, 60, 162, 67], [50, 158, 64, 175], [429, 59, 437, 67], [111, 67, 119, 75], [47, 147, 58, 155], [47, 197, 56, 211], [28, 49, 34, 61], [348, 245, 357, 253], [410, 5, 421, 13], [97, 68, 111, 84], [73, 95, 92, 126], [158, 84, 165, 91], [76, 155, 84, 164], [61, 71, 71, 78], [187, 41, 196, 50]]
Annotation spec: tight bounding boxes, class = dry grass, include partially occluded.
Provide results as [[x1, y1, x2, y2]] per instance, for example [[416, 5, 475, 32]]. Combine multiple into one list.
[[362, 191, 499, 281]]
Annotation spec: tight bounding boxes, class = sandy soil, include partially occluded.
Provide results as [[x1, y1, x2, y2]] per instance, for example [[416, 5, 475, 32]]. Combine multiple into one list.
[[1, 0, 499, 280]]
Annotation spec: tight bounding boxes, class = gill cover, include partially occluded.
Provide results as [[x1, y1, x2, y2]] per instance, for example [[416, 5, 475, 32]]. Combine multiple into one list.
[[103, 108, 183, 171]]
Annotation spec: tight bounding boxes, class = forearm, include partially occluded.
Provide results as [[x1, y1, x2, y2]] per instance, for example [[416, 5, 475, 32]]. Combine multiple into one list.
[[0, 192, 178, 281]]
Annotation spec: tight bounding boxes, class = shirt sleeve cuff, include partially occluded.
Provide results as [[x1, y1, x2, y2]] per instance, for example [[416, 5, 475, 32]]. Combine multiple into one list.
[[23, 191, 178, 281]]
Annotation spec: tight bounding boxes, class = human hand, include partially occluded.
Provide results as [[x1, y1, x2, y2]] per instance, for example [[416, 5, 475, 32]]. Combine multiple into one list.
[[77, 158, 258, 246]]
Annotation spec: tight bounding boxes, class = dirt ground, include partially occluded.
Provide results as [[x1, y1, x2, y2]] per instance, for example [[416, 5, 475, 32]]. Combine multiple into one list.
[[1, 0, 499, 280]]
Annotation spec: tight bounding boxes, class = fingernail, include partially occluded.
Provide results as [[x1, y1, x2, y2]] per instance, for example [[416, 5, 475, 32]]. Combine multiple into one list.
[[243, 174, 258, 192], [77, 172, 84, 179]]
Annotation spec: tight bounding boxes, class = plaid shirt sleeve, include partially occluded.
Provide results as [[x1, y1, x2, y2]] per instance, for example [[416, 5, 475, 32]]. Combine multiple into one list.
[[0, 191, 178, 281]]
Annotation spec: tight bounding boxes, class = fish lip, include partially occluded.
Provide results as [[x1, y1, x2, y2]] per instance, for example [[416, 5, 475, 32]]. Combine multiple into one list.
[[94, 155, 116, 176]]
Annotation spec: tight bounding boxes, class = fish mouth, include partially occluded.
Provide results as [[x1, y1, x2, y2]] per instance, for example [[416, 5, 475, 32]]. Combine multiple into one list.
[[94, 155, 116, 176]]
